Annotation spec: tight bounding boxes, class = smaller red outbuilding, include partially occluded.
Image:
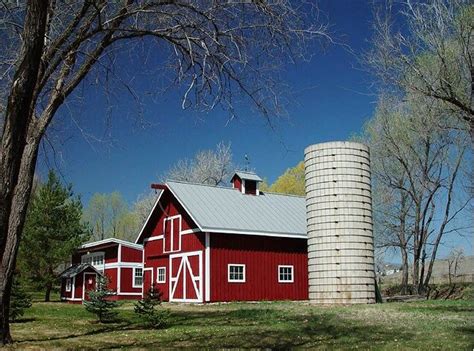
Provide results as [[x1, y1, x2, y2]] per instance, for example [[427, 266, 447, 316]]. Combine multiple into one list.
[[60, 238, 144, 303]]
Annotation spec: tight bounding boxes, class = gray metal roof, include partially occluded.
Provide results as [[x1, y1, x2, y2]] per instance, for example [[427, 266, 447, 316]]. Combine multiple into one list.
[[233, 171, 263, 182], [59, 263, 103, 278], [167, 181, 306, 238]]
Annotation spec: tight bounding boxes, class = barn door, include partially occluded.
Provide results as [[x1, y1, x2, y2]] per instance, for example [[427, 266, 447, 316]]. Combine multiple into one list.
[[83, 273, 97, 301], [143, 268, 154, 295], [169, 251, 202, 302]]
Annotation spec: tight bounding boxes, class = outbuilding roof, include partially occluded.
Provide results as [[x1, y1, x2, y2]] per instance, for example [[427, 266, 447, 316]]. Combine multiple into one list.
[[166, 181, 306, 238], [232, 171, 263, 182], [59, 263, 103, 278], [80, 238, 143, 251]]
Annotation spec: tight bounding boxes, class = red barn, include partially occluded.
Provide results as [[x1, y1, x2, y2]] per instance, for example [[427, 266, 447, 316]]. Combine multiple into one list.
[[60, 238, 144, 303], [136, 171, 308, 303]]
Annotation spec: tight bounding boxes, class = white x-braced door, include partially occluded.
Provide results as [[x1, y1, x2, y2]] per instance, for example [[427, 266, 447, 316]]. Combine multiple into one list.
[[169, 251, 203, 302]]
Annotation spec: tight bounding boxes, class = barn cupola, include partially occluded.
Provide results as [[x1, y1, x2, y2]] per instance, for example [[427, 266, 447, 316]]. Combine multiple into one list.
[[231, 171, 263, 195]]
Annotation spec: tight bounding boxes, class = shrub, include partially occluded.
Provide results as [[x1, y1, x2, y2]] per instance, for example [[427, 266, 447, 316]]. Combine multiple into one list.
[[134, 284, 170, 329], [9, 277, 32, 322], [84, 276, 118, 323]]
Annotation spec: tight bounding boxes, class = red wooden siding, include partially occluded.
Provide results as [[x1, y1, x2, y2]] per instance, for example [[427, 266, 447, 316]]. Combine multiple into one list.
[[121, 246, 142, 262], [210, 233, 308, 301], [232, 175, 242, 192]]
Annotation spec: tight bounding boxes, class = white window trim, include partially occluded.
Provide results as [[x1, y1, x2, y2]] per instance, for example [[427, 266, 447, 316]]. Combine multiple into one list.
[[228, 264, 246, 283], [133, 267, 143, 288], [81, 251, 105, 272], [65, 278, 72, 292], [278, 265, 294, 283], [156, 267, 166, 283], [163, 215, 182, 253]]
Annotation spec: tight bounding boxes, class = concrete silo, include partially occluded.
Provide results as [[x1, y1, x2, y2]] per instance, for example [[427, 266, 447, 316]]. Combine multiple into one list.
[[304, 141, 376, 304]]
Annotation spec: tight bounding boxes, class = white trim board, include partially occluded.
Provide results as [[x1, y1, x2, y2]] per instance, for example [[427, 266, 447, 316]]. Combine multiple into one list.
[[205, 233, 210, 302], [104, 262, 143, 269], [82, 238, 143, 250], [203, 228, 307, 239]]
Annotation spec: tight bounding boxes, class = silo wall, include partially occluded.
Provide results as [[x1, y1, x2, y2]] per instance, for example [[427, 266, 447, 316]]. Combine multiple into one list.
[[304, 141, 376, 304]]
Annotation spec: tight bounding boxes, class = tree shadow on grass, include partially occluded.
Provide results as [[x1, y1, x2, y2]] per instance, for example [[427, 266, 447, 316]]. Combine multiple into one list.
[[20, 306, 465, 349], [95, 311, 417, 349], [16, 320, 141, 343], [11, 318, 36, 323]]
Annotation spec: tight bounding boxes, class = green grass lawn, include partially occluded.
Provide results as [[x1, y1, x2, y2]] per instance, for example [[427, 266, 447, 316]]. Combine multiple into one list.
[[5, 299, 474, 350]]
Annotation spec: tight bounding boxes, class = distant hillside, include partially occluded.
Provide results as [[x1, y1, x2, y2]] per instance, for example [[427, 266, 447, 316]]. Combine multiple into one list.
[[381, 256, 474, 285]]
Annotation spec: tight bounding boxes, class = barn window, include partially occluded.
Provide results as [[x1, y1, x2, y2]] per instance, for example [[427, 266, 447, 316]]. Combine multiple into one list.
[[278, 265, 294, 283], [163, 215, 182, 253], [65, 278, 72, 292], [81, 252, 105, 272], [228, 264, 245, 283], [133, 268, 143, 288], [157, 267, 166, 283]]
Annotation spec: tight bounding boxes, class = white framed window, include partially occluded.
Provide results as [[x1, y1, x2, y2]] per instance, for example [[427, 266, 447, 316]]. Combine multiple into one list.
[[228, 264, 245, 283], [278, 265, 294, 283], [65, 278, 72, 292], [133, 267, 143, 288], [157, 267, 166, 283], [81, 252, 105, 272]]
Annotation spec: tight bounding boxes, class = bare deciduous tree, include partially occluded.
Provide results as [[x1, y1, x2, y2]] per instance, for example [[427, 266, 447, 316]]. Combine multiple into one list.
[[367, 0, 474, 145], [362, 94, 471, 294], [133, 191, 157, 229], [0, 1, 331, 343], [163, 142, 234, 186], [447, 247, 465, 285]]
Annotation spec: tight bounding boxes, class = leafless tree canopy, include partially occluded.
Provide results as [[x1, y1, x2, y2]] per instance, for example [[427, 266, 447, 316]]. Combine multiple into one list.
[[163, 141, 234, 186], [366, 0, 473, 139]]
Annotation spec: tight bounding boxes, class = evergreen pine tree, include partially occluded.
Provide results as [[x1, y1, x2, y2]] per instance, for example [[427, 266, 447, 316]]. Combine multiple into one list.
[[18, 171, 91, 301], [9, 277, 32, 322], [134, 284, 169, 329], [84, 276, 118, 323]]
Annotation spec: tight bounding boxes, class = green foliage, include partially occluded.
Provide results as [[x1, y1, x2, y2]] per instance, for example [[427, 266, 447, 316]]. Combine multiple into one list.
[[134, 285, 169, 329], [84, 191, 139, 242], [84, 276, 118, 323], [9, 277, 32, 322], [18, 170, 90, 301], [266, 162, 305, 196]]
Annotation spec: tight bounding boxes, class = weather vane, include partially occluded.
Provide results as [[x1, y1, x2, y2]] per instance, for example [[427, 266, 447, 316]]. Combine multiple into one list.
[[244, 154, 250, 172]]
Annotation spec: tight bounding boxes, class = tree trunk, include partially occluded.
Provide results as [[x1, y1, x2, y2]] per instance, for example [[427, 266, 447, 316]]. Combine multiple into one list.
[[400, 248, 409, 295], [0, 1, 48, 344], [45, 282, 52, 303], [0, 142, 40, 344]]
